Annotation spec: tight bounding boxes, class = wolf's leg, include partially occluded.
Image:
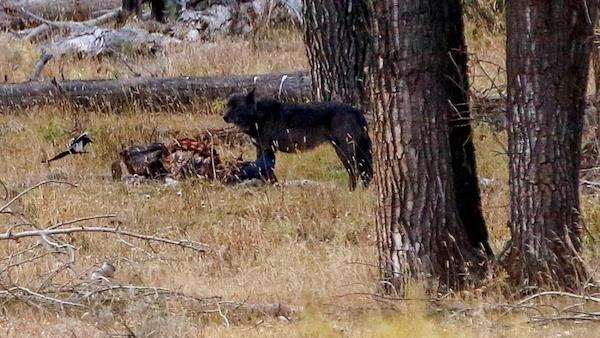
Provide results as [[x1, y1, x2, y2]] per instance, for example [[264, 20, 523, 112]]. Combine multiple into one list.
[[331, 139, 358, 191], [355, 127, 373, 187]]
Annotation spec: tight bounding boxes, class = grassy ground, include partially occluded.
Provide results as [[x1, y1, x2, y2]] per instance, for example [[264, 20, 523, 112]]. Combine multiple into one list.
[[2, 22, 600, 337]]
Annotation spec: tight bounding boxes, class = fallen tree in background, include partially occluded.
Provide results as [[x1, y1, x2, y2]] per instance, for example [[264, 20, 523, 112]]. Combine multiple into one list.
[[2, 0, 121, 23], [0, 71, 311, 110], [17, 7, 124, 42], [45, 26, 180, 57]]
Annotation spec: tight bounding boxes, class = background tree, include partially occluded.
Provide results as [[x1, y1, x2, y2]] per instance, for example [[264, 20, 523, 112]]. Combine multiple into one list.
[[302, 0, 371, 110], [303, 0, 491, 257], [123, 0, 142, 17], [370, 0, 488, 293], [504, 1, 598, 291], [122, 0, 165, 22]]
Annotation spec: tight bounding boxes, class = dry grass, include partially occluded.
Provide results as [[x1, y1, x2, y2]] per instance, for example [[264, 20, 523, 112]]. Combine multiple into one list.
[[2, 22, 600, 337], [0, 28, 305, 82]]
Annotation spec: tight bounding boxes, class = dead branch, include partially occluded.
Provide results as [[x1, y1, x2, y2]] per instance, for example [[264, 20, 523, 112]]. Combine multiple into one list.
[[4, 0, 121, 23], [529, 313, 600, 323], [0, 246, 52, 274], [19, 8, 121, 41], [0, 176, 305, 325], [0, 180, 76, 213], [0, 286, 85, 308], [515, 291, 600, 306], [78, 284, 222, 304], [45, 26, 180, 58], [28, 49, 53, 82], [0, 182, 207, 323], [217, 303, 231, 327], [0, 226, 210, 253], [20, 8, 87, 30], [1, 280, 301, 321], [236, 302, 301, 319], [46, 214, 117, 230], [581, 179, 600, 189]]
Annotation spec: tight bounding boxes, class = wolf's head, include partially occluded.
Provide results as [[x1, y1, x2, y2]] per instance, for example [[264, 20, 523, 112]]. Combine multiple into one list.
[[223, 88, 260, 130]]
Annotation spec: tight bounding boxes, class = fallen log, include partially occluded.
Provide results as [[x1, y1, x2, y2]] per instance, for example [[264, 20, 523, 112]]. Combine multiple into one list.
[[19, 8, 122, 42], [0, 71, 311, 111], [45, 26, 180, 58], [8, 69, 581, 124], [3, 0, 121, 23]]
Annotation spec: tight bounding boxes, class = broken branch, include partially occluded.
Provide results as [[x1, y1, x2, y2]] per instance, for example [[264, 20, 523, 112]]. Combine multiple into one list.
[[19, 8, 122, 41], [0, 226, 210, 253], [0, 180, 76, 213], [28, 49, 53, 82]]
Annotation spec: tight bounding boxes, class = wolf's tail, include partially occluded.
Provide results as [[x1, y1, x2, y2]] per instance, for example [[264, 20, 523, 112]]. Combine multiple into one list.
[[356, 128, 373, 187]]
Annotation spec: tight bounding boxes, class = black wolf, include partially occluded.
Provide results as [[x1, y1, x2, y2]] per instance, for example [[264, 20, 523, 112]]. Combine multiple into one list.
[[222, 89, 373, 190]]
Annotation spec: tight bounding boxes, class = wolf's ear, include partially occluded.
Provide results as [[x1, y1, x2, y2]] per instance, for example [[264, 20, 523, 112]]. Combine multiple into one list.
[[246, 88, 256, 105]]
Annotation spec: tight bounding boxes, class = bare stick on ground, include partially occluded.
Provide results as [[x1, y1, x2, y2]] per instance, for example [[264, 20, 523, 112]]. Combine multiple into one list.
[[0, 226, 211, 253], [0, 180, 76, 213]]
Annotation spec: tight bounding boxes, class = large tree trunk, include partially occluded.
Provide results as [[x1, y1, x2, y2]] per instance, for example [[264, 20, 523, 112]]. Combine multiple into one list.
[[150, 0, 166, 23], [0, 72, 310, 111], [303, 0, 371, 110], [445, 0, 493, 256], [592, 39, 600, 147], [504, 1, 598, 291], [370, 0, 487, 294]]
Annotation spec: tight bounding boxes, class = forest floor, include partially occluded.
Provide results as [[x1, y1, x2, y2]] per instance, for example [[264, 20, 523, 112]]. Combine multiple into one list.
[[2, 23, 600, 337]]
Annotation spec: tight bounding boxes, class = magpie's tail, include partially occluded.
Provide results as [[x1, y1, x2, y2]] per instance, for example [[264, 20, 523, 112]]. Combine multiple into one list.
[[42, 150, 71, 163]]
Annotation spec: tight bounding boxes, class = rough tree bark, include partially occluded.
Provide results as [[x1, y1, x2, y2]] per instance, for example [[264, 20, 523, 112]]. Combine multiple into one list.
[[504, 1, 598, 291], [150, 0, 166, 23], [303, 1, 490, 256], [371, 0, 487, 294], [592, 40, 600, 144], [445, 0, 493, 256], [121, 0, 165, 22], [302, 0, 371, 110]]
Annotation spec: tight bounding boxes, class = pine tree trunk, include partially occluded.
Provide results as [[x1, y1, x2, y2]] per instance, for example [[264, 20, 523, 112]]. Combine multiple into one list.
[[123, 0, 143, 16], [370, 0, 487, 294], [504, 1, 598, 291], [303, 0, 371, 110], [592, 42, 600, 145], [122, 0, 164, 21], [445, 0, 493, 256]]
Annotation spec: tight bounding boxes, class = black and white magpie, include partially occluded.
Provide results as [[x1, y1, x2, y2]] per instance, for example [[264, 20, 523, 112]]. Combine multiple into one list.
[[42, 132, 93, 163]]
